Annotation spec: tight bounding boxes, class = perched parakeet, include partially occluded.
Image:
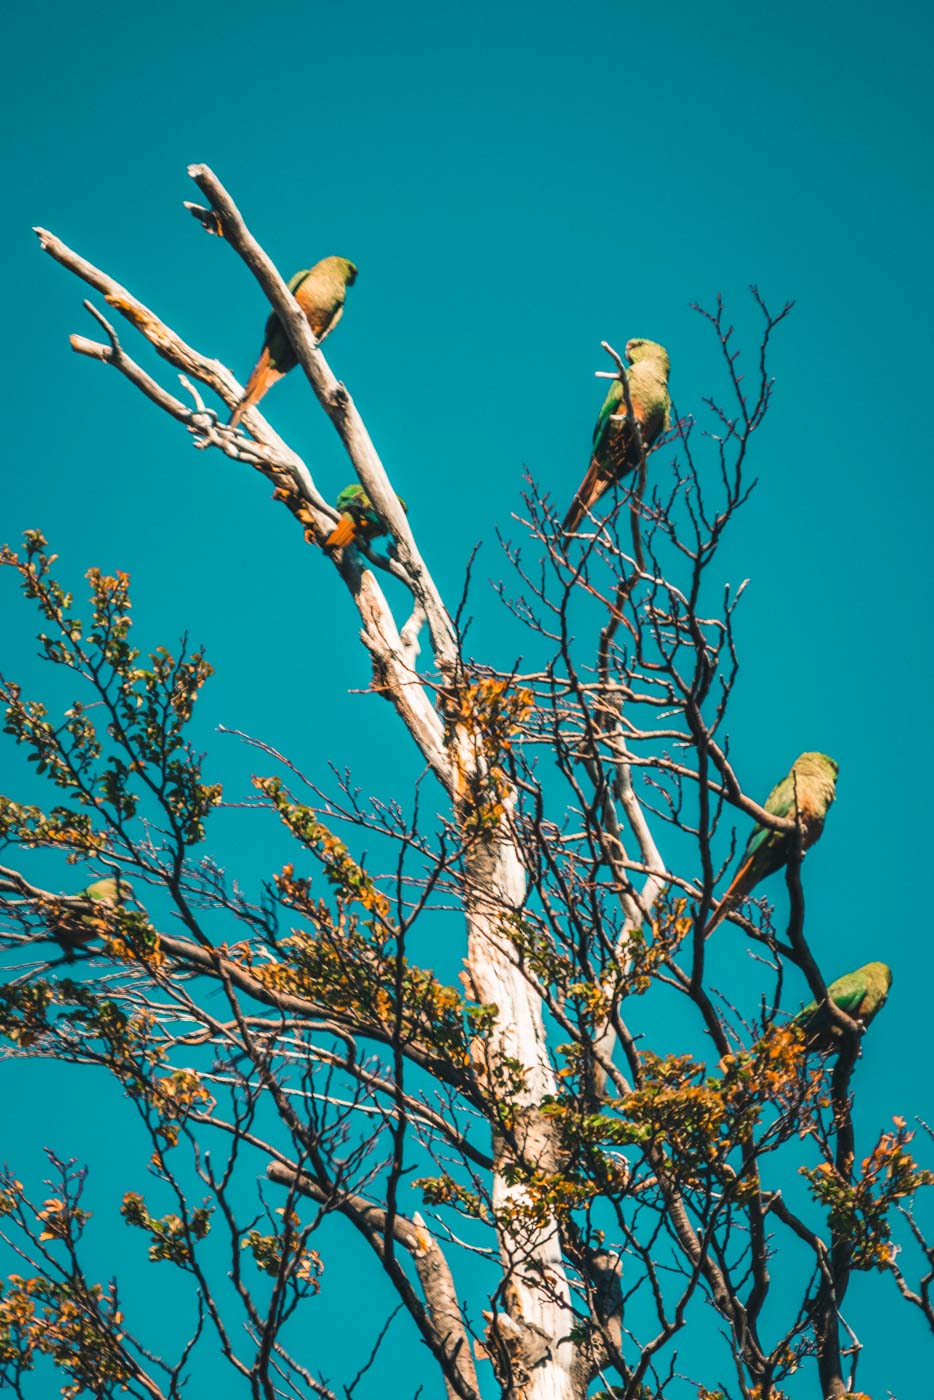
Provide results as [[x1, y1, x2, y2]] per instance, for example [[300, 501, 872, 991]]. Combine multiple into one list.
[[706, 753, 839, 934], [230, 256, 358, 427], [324, 484, 408, 550], [562, 338, 671, 532], [51, 876, 132, 952], [794, 961, 892, 1052]]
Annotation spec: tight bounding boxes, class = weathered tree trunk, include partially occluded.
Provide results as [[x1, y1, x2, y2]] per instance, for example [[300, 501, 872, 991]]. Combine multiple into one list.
[[462, 823, 580, 1400]]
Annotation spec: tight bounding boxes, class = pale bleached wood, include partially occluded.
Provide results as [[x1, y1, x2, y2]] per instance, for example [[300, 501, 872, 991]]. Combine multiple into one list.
[[268, 1162, 480, 1400], [35, 176, 580, 1398], [187, 164, 458, 675], [182, 167, 579, 1398], [34, 226, 451, 790]]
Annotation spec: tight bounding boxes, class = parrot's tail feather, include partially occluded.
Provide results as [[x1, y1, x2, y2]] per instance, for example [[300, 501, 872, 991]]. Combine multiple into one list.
[[703, 902, 730, 938], [562, 500, 585, 533], [703, 856, 754, 937], [324, 513, 357, 549], [562, 459, 606, 533], [229, 349, 282, 428]]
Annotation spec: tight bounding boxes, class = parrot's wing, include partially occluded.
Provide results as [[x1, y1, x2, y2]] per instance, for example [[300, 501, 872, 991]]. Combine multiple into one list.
[[763, 772, 796, 819], [316, 302, 344, 344], [741, 823, 770, 863], [591, 379, 625, 460], [261, 271, 311, 347], [741, 771, 796, 860], [828, 977, 868, 1018]]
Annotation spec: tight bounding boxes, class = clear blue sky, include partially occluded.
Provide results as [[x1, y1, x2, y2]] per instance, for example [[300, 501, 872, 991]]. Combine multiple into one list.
[[2, 0, 932, 1393]]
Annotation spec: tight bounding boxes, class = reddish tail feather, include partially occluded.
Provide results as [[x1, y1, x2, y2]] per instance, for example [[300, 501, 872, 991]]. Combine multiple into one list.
[[562, 459, 605, 532], [229, 348, 283, 428], [703, 855, 754, 936]]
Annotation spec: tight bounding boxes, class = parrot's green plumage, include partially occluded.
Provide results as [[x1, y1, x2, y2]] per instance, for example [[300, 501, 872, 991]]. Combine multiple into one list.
[[706, 753, 839, 934], [794, 961, 892, 1052], [324, 484, 408, 550], [230, 256, 358, 427], [563, 338, 672, 532], [52, 876, 133, 953]]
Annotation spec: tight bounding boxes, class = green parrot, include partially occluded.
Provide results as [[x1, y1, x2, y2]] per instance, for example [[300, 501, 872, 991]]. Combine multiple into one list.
[[230, 256, 358, 427], [562, 338, 672, 532], [793, 961, 892, 1051], [706, 752, 839, 934], [324, 484, 408, 550], [51, 876, 132, 952]]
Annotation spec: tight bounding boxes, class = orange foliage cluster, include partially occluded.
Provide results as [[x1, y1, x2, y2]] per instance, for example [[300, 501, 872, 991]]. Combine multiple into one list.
[[802, 1118, 934, 1271], [242, 1208, 323, 1286], [257, 780, 392, 919], [0, 1273, 131, 1398], [444, 678, 533, 837], [601, 1026, 817, 1188], [121, 1191, 212, 1264]]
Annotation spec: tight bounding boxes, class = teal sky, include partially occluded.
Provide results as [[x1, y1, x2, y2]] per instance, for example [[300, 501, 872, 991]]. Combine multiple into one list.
[[2, 0, 933, 1394]]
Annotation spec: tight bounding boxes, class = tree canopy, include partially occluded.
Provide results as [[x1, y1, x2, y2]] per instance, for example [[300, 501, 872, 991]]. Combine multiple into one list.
[[0, 169, 931, 1400]]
